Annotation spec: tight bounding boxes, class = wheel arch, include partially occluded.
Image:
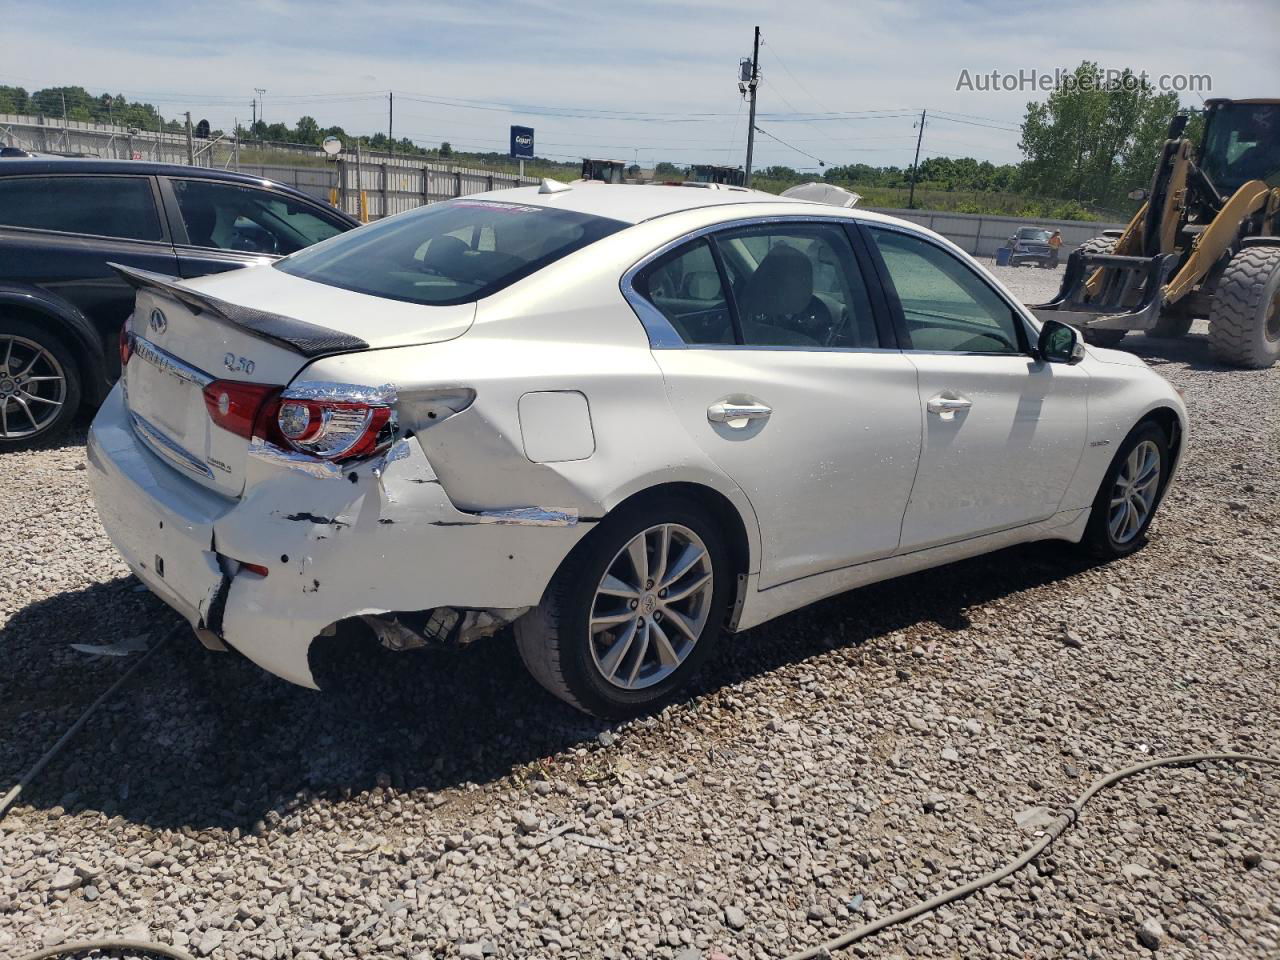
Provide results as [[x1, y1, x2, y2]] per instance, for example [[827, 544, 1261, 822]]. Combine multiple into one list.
[[1139, 405, 1185, 491], [0, 286, 109, 406]]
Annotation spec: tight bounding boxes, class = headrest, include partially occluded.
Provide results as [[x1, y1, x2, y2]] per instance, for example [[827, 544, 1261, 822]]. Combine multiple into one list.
[[741, 244, 812, 318]]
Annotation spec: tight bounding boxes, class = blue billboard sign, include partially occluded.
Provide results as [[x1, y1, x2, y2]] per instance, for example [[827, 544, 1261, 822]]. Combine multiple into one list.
[[510, 125, 535, 160]]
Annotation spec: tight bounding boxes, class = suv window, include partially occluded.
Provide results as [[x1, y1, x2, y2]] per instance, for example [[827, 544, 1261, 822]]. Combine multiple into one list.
[[870, 228, 1025, 354], [171, 179, 345, 255], [635, 239, 735, 345], [0, 175, 163, 241], [277, 199, 627, 306], [714, 224, 879, 348]]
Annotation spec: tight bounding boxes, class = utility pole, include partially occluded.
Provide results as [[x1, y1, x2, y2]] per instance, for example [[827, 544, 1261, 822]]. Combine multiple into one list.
[[233, 116, 240, 171], [907, 109, 926, 209], [185, 111, 195, 165], [744, 25, 760, 187], [254, 88, 266, 149], [251, 97, 256, 130], [388, 91, 394, 158], [60, 91, 69, 151]]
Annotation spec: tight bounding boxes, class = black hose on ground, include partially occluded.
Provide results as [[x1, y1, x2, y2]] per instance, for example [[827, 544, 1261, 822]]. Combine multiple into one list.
[[13, 939, 197, 960], [3, 624, 193, 960], [782, 752, 1280, 960]]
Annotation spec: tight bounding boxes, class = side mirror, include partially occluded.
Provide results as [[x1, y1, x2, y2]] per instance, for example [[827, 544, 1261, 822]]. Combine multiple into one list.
[[1038, 319, 1086, 364]]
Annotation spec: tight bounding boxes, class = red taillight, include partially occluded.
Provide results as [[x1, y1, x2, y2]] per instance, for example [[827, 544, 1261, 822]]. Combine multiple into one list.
[[119, 325, 133, 367], [202, 380, 283, 440], [275, 397, 392, 461], [203, 380, 394, 463]]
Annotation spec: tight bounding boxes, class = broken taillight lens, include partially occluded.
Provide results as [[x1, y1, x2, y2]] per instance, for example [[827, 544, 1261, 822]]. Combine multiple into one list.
[[275, 397, 393, 460], [119, 325, 133, 368]]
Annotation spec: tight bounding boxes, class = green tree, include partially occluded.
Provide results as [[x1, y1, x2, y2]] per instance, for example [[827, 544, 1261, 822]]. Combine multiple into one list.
[[1019, 61, 1182, 207], [294, 115, 321, 144], [439, 141, 453, 157]]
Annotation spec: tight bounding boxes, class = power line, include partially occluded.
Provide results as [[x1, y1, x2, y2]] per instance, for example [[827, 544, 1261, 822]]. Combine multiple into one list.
[[752, 123, 824, 166]]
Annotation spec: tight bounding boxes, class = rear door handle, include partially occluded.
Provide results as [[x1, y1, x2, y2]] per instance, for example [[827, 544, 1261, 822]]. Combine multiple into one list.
[[926, 394, 972, 421], [708, 400, 772, 427]]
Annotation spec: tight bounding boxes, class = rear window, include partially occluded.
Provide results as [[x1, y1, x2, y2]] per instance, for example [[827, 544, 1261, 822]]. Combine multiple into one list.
[[0, 175, 163, 241], [275, 199, 627, 305]]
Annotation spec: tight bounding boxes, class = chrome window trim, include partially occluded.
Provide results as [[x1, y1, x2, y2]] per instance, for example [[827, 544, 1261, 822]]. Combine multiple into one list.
[[130, 335, 215, 388], [129, 410, 215, 480], [862, 220, 1042, 355], [620, 214, 881, 352]]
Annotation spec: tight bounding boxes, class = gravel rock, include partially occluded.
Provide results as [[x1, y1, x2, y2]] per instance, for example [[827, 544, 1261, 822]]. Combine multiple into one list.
[[723, 906, 747, 930], [1137, 918, 1165, 950]]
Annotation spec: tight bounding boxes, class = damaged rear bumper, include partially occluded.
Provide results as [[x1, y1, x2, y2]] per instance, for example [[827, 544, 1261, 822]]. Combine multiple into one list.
[[87, 385, 593, 689]]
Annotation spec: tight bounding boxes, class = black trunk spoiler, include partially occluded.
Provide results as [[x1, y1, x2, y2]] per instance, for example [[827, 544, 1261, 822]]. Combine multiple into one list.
[[108, 263, 369, 358]]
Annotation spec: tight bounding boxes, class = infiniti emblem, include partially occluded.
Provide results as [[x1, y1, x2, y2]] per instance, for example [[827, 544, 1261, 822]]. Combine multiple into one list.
[[148, 308, 168, 335]]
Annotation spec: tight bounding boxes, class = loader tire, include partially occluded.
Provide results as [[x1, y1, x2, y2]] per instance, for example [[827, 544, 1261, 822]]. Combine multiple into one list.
[[1074, 237, 1126, 349], [1208, 246, 1280, 369]]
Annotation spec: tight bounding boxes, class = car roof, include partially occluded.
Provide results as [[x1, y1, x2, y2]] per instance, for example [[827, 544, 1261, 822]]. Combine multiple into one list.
[[469, 182, 833, 225], [0, 156, 344, 196]]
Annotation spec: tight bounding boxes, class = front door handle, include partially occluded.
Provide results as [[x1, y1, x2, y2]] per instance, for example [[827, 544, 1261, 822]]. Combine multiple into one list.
[[708, 400, 772, 427], [926, 394, 972, 421]]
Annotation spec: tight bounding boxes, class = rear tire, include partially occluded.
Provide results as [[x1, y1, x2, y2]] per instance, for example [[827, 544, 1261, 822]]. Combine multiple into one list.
[[515, 497, 731, 718], [1081, 421, 1170, 559], [1208, 246, 1280, 369], [0, 317, 82, 452]]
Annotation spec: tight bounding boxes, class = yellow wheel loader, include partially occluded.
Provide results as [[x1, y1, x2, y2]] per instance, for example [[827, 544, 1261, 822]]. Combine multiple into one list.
[[1034, 98, 1280, 368]]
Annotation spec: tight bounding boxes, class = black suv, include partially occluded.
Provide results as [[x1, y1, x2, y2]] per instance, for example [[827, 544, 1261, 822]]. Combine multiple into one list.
[[0, 158, 358, 449]]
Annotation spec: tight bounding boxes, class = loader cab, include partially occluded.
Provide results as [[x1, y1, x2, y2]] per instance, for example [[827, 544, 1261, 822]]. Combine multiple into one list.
[[1198, 99, 1280, 193], [580, 158, 627, 184]]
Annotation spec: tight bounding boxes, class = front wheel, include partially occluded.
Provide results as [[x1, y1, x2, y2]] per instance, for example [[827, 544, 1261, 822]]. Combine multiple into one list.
[[515, 499, 730, 717], [1081, 421, 1170, 559], [1208, 246, 1280, 369]]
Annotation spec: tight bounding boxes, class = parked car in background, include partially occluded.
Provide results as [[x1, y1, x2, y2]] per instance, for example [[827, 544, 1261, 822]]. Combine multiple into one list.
[[1005, 226, 1055, 267], [0, 158, 358, 450], [89, 184, 1187, 717]]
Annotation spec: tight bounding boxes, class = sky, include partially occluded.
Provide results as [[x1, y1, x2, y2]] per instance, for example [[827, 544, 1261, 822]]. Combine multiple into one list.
[[2, 0, 1277, 172]]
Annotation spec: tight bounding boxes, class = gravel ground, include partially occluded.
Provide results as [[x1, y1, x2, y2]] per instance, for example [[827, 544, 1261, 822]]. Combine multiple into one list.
[[2, 265, 1278, 960]]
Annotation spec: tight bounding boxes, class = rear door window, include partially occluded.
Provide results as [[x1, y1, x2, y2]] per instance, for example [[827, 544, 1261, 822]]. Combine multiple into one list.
[[0, 175, 163, 241], [634, 239, 735, 345], [714, 223, 880, 348], [170, 179, 346, 255], [277, 199, 627, 305]]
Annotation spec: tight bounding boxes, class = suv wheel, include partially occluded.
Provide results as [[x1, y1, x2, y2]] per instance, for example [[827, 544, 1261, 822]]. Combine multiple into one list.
[[0, 318, 81, 451], [515, 498, 730, 717]]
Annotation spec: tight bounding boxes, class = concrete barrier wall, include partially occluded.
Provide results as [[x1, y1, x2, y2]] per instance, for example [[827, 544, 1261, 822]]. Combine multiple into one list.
[[866, 207, 1128, 259]]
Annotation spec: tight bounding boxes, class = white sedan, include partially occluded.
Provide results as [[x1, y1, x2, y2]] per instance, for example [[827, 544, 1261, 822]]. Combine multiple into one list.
[[88, 183, 1187, 716]]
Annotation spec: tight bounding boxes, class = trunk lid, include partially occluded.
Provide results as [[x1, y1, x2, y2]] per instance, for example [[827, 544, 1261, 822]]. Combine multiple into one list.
[[114, 263, 474, 497]]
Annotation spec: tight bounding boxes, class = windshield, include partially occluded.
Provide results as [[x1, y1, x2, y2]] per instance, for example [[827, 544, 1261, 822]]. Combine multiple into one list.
[[1201, 103, 1280, 191], [276, 199, 627, 305]]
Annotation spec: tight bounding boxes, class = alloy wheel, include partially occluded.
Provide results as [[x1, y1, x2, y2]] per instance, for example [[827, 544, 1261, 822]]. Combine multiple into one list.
[[0, 335, 67, 440], [1108, 439, 1161, 544], [588, 523, 715, 690]]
